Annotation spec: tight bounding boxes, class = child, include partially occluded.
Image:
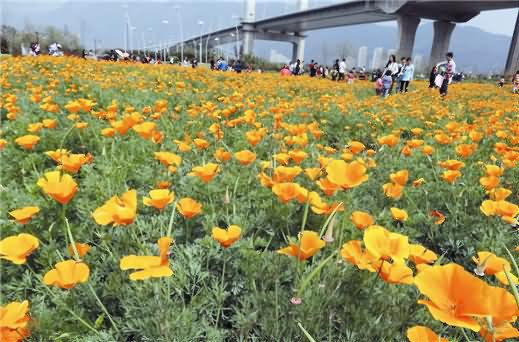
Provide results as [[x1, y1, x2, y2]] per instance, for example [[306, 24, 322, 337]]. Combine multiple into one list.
[[347, 70, 355, 84], [382, 70, 393, 98], [513, 70, 519, 94], [498, 77, 505, 88], [374, 72, 383, 96], [429, 66, 437, 88]]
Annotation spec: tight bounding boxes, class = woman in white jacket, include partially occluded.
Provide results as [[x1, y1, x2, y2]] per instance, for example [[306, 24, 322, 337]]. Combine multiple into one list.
[[384, 54, 399, 94]]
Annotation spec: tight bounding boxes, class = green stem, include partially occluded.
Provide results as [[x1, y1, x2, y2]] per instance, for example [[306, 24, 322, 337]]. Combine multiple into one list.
[[298, 323, 317, 342], [460, 328, 471, 342], [166, 200, 178, 237], [296, 250, 337, 298], [65, 218, 80, 261], [87, 283, 119, 332], [215, 251, 226, 327]]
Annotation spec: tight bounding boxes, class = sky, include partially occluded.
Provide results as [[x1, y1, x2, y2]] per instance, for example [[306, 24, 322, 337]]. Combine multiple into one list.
[[3, 0, 518, 37]]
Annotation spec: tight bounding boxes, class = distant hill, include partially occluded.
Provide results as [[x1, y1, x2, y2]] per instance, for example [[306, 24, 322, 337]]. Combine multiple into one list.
[[2, 1, 513, 73]]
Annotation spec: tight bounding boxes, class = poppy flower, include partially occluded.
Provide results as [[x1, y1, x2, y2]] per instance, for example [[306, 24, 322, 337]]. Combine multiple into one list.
[[340, 240, 377, 272], [390, 207, 408, 222], [485, 164, 504, 177], [350, 211, 375, 230], [0, 300, 30, 340], [188, 163, 219, 183], [273, 166, 302, 183], [347, 141, 365, 154], [431, 210, 445, 225], [272, 182, 302, 203], [479, 321, 519, 342], [378, 134, 400, 147], [489, 188, 512, 201], [0, 139, 7, 150], [42, 118, 57, 128], [304, 168, 322, 181], [154, 152, 182, 167], [382, 182, 404, 200], [363, 226, 409, 264], [212, 225, 241, 248], [414, 263, 519, 331], [132, 122, 157, 140], [316, 178, 340, 196], [277, 230, 325, 261], [412, 178, 426, 187], [8, 206, 40, 224], [234, 150, 256, 165], [92, 189, 137, 226], [422, 145, 434, 155], [325, 160, 368, 189], [441, 170, 461, 184], [409, 244, 438, 265], [374, 260, 414, 284], [214, 148, 231, 162], [406, 326, 448, 342], [37, 171, 77, 205], [43, 260, 90, 289], [389, 170, 409, 186], [27, 122, 43, 133], [143, 189, 174, 210], [101, 127, 116, 137], [472, 251, 515, 285], [480, 176, 500, 190], [258, 172, 274, 188], [15, 135, 40, 150], [288, 150, 308, 164], [438, 160, 465, 170], [455, 143, 477, 158], [193, 138, 209, 150], [58, 153, 92, 173], [176, 197, 202, 219], [0, 233, 39, 265], [68, 242, 91, 258], [120, 237, 173, 281]]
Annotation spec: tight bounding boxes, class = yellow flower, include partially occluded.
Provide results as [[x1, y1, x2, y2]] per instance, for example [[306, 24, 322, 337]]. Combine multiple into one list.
[[43, 260, 90, 289], [37, 171, 78, 205], [92, 189, 137, 225], [325, 160, 368, 189], [212, 225, 241, 248], [277, 231, 325, 261], [15, 135, 40, 150], [0, 233, 39, 264], [390, 207, 408, 222], [8, 206, 40, 224], [143, 189, 175, 210], [120, 237, 173, 280]]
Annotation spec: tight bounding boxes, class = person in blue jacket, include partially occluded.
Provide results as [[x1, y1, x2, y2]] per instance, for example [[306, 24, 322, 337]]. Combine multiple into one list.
[[399, 57, 414, 93]]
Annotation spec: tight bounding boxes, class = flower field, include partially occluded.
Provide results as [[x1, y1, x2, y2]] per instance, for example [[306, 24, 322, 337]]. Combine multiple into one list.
[[1, 55, 519, 341]]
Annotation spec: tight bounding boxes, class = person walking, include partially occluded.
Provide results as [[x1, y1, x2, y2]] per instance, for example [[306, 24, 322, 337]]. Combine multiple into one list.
[[384, 55, 399, 94], [381, 69, 393, 98], [437, 52, 456, 97], [338, 58, 346, 81], [429, 66, 437, 88], [513, 70, 519, 94], [399, 57, 414, 93]]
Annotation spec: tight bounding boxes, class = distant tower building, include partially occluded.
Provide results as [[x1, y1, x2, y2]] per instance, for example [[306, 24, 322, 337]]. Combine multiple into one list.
[[79, 20, 87, 49], [387, 48, 397, 60], [345, 56, 355, 69], [371, 47, 384, 70], [357, 46, 368, 68], [413, 54, 424, 72]]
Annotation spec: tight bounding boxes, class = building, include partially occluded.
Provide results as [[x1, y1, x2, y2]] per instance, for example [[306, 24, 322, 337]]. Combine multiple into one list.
[[371, 47, 384, 70], [357, 46, 368, 68]]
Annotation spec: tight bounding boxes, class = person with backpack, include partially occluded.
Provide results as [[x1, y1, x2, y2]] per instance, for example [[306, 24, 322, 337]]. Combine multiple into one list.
[[436, 52, 456, 97]]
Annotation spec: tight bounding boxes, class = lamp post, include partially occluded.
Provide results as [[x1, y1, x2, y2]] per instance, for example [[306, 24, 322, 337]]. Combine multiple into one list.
[[161, 19, 169, 61], [214, 37, 220, 59], [130, 26, 136, 54], [175, 6, 184, 63], [198, 20, 204, 63], [231, 15, 240, 59], [147, 27, 153, 57], [122, 4, 130, 53]]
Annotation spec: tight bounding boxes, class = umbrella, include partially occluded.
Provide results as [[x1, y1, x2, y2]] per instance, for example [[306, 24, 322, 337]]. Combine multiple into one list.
[[115, 49, 124, 57]]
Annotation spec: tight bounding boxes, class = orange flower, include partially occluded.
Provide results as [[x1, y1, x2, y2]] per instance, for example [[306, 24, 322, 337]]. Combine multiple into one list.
[[0, 139, 7, 150], [480, 176, 500, 190], [42, 118, 57, 128], [412, 178, 425, 187], [8, 206, 40, 224], [214, 148, 231, 162], [272, 182, 302, 203], [188, 163, 220, 183], [257, 172, 274, 188], [455, 143, 477, 158], [489, 188, 512, 201], [58, 153, 92, 173], [347, 141, 365, 154], [0, 300, 31, 341], [15, 135, 40, 150], [374, 261, 414, 285], [378, 134, 399, 147], [68, 242, 91, 258], [340, 240, 377, 272], [414, 263, 519, 331], [0, 233, 39, 265], [37, 171, 77, 205], [277, 230, 325, 261], [383, 182, 404, 200], [120, 237, 173, 280], [441, 170, 461, 184], [154, 152, 182, 167], [43, 260, 90, 289], [409, 244, 438, 265], [389, 170, 409, 186], [431, 210, 445, 225], [92, 189, 137, 225], [390, 207, 408, 222], [480, 321, 519, 342], [438, 160, 465, 170], [176, 197, 202, 219], [422, 145, 434, 155], [132, 122, 157, 140], [174, 139, 192, 152], [288, 150, 308, 164], [304, 168, 321, 181], [101, 127, 116, 137], [350, 211, 374, 230], [485, 164, 504, 177], [407, 326, 448, 342], [234, 150, 256, 165], [273, 166, 302, 183], [325, 160, 368, 189], [363, 226, 409, 264], [274, 152, 291, 166], [143, 189, 174, 210], [212, 225, 241, 248]]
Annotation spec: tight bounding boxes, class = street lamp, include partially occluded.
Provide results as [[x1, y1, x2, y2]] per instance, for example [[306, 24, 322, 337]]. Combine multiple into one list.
[[130, 26, 136, 54], [147, 27, 153, 57], [122, 4, 129, 53], [231, 15, 240, 59], [198, 20, 204, 63], [175, 6, 184, 63], [161, 19, 169, 61]]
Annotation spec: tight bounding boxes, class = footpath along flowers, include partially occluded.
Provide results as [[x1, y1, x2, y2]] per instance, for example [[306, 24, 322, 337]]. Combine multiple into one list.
[[120, 237, 173, 280]]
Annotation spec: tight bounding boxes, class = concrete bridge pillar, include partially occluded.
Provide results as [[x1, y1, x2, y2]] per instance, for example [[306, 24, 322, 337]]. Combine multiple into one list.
[[505, 10, 519, 77], [242, 23, 255, 57], [291, 36, 305, 62], [396, 15, 420, 59], [429, 20, 456, 68]]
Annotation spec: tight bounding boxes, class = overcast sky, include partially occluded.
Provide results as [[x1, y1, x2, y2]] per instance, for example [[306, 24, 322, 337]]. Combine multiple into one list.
[[3, 1, 518, 36]]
